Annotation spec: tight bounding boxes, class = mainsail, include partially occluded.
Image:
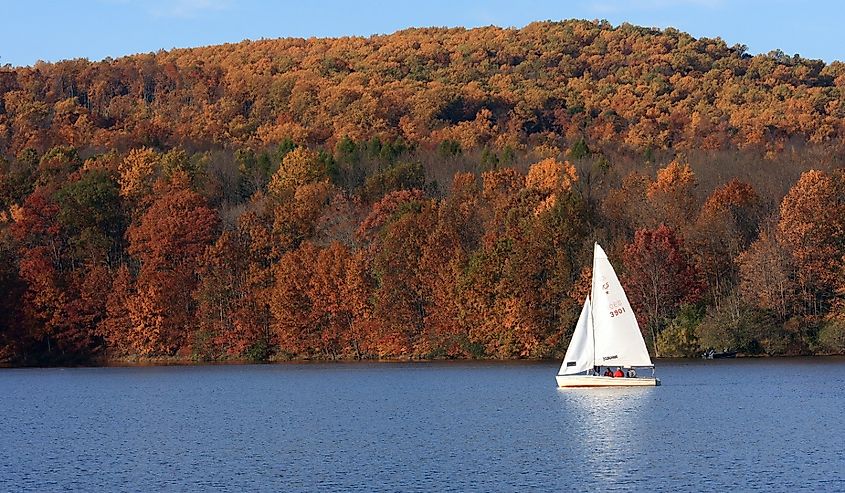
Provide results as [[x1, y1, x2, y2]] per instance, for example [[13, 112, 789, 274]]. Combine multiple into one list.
[[590, 243, 653, 368], [559, 297, 593, 375]]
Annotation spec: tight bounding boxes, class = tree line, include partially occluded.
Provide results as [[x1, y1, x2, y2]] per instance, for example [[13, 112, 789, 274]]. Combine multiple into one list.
[[0, 139, 842, 364]]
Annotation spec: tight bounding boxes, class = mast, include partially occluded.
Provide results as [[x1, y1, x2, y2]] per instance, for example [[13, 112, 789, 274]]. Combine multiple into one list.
[[590, 242, 597, 369]]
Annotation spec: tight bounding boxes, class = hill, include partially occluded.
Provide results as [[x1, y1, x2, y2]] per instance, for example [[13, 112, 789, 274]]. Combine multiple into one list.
[[1, 20, 844, 155], [0, 20, 843, 365]]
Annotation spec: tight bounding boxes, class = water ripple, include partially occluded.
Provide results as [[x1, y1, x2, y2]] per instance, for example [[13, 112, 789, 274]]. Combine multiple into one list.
[[1, 359, 844, 491]]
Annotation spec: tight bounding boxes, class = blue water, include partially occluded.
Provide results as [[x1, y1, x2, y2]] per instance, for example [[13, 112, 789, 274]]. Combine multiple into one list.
[[1, 359, 843, 491]]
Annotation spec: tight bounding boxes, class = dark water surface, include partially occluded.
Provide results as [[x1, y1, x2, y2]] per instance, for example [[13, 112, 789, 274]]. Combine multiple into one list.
[[2, 359, 844, 491]]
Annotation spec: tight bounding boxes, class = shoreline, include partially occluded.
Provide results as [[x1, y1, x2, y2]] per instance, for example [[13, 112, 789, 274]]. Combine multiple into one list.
[[3, 353, 845, 369]]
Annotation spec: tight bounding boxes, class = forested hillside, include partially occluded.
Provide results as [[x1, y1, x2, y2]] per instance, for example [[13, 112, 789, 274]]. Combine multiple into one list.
[[0, 20, 843, 364]]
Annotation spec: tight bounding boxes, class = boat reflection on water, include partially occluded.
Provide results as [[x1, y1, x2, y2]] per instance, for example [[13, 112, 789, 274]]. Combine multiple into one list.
[[554, 386, 659, 487]]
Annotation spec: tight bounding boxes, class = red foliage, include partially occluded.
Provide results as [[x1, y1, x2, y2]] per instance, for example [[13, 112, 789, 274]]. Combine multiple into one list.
[[121, 180, 219, 355], [623, 224, 704, 352]]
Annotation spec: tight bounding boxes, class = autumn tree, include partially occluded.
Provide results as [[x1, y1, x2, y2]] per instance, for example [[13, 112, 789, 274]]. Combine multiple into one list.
[[458, 164, 587, 358], [193, 230, 272, 360], [645, 159, 697, 232], [267, 147, 327, 195], [10, 163, 124, 361], [688, 179, 761, 309], [0, 227, 29, 362], [525, 157, 578, 215], [268, 242, 319, 356], [308, 242, 355, 358], [367, 196, 436, 356], [417, 173, 483, 356], [123, 174, 219, 355], [343, 248, 379, 359], [776, 170, 845, 315], [623, 224, 703, 354], [601, 170, 650, 238], [118, 147, 159, 208]]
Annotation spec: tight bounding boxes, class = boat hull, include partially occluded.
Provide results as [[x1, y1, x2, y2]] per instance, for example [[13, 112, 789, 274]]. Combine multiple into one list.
[[556, 374, 661, 387]]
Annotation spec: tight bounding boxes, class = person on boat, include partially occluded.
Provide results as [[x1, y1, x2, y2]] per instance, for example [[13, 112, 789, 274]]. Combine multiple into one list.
[[613, 367, 624, 378], [627, 368, 637, 378], [603, 368, 613, 377]]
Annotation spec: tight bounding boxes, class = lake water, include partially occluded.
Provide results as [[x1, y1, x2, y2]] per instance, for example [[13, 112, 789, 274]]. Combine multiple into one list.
[[1, 358, 844, 492]]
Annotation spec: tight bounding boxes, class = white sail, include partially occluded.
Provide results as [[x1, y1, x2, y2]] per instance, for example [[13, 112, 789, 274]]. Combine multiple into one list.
[[591, 243, 653, 368], [558, 297, 594, 375]]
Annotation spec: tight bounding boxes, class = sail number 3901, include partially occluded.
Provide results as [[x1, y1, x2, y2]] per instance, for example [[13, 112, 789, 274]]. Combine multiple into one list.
[[609, 307, 626, 317]]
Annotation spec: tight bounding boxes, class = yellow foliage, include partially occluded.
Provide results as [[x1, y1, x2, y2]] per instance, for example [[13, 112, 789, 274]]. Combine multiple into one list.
[[268, 147, 325, 195], [118, 147, 159, 201]]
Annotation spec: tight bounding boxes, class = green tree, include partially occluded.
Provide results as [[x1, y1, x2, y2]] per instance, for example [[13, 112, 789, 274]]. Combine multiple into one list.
[[656, 305, 703, 357]]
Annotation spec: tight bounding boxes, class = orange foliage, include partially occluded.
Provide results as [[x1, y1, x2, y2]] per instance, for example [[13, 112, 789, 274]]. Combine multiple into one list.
[[645, 159, 697, 231], [123, 179, 219, 354], [737, 230, 796, 319], [525, 157, 578, 214], [776, 170, 845, 313]]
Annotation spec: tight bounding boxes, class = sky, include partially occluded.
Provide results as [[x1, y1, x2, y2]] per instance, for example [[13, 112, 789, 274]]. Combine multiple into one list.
[[2, 0, 844, 67]]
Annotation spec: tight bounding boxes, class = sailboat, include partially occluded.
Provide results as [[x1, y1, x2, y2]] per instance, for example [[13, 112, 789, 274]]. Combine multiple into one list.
[[556, 243, 660, 387]]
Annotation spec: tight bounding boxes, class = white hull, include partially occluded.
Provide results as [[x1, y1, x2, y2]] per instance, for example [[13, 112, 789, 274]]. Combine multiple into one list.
[[556, 374, 661, 387]]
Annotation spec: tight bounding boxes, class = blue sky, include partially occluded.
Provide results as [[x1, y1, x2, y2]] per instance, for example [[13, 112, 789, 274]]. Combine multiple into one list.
[[2, 0, 843, 67]]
